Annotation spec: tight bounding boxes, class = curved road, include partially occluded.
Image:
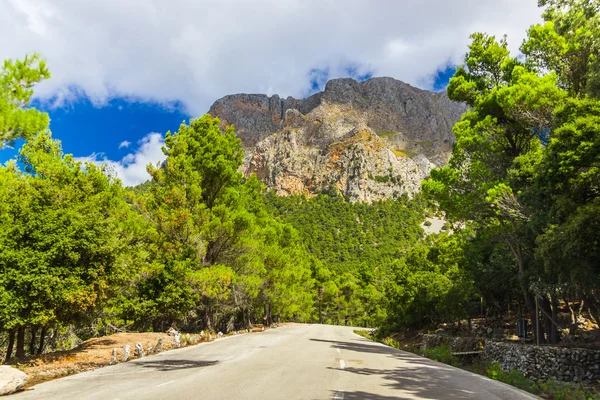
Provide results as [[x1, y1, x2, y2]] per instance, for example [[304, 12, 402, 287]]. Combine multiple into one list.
[[12, 324, 538, 399]]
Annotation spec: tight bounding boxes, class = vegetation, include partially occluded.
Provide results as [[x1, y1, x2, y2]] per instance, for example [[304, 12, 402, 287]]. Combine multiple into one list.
[[483, 362, 600, 400], [266, 193, 425, 327], [1, 5, 600, 390], [0, 96, 317, 360], [422, 0, 600, 344]]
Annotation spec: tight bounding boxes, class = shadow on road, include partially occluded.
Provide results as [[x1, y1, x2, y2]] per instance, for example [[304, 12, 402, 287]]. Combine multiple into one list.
[[316, 337, 484, 399], [132, 359, 218, 372], [328, 390, 411, 399], [309, 338, 397, 355], [335, 365, 478, 399]]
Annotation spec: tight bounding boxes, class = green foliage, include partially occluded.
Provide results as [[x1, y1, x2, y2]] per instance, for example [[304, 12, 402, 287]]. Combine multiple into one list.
[[422, 344, 457, 365], [523, 0, 600, 97], [116, 114, 315, 331], [384, 231, 477, 328], [353, 330, 372, 339], [484, 362, 599, 400], [267, 193, 426, 327], [0, 131, 129, 351], [0, 54, 50, 148], [486, 362, 535, 392], [422, 0, 600, 343]]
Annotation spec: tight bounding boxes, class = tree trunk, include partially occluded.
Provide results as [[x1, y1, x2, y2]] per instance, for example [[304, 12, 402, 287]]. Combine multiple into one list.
[[37, 326, 48, 355], [5, 330, 15, 362], [205, 308, 213, 332], [264, 303, 272, 327], [319, 300, 323, 324], [29, 325, 38, 356], [550, 293, 560, 344], [15, 326, 25, 359], [524, 290, 543, 343], [510, 242, 542, 343], [246, 308, 252, 330], [565, 297, 578, 336]]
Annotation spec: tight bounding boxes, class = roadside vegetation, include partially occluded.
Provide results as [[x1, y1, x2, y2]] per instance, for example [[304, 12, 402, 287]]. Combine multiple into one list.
[[355, 330, 600, 400], [0, 4, 599, 398]]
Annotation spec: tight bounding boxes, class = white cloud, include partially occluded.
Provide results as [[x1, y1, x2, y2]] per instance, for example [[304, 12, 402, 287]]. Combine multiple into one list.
[[1, 0, 543, 115], [119, 140, 131, 149], [76, 133, 165, 187]]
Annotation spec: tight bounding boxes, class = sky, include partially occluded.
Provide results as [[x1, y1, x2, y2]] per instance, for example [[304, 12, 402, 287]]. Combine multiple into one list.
[[1, 0, 543, 186]]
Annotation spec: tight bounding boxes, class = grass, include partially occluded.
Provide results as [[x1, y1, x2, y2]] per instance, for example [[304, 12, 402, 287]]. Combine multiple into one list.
[[354, 330, 372, 339]]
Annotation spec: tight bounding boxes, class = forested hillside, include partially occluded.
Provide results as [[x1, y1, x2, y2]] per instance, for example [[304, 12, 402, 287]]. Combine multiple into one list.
[[1, 0, 599, 365], [267, 193, 426, 326]]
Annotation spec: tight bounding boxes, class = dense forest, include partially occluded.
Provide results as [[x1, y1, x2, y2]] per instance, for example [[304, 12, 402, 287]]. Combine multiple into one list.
[[1, 0, 599, 363]]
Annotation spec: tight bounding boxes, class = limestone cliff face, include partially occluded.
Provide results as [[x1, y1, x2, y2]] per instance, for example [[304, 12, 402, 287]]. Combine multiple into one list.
[[208, 77, 467, 202]]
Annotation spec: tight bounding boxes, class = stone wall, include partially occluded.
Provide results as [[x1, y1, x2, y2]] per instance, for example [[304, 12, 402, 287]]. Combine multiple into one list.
[[481, 341, 600, 383], [421, 334, 482, 352]]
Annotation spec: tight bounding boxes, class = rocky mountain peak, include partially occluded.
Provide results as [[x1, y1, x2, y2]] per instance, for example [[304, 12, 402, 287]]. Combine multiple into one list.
[[208, 77, 467, 202]]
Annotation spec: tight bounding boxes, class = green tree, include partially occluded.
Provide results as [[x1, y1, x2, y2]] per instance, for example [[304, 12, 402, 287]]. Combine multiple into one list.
[[522, 0, 600, 97], [0, 132, 127, 360], [424, 30, 567, 341], [0, 54, 50, 148]]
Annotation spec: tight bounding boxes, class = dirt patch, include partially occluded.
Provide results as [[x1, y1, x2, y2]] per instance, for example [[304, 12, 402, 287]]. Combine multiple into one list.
[[10, 328, 242, 387]]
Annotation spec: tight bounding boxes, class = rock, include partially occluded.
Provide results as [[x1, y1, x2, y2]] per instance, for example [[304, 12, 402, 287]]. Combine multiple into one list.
[[208, 333, 212, 341], [173, 333, 181, 348], [0, 366, 28, 396], [122, 345, 131, 362], [200, 331, 205, 339], [217, 331, 223, 339], [155, 338, 163, 353], [261, 327, 265, 331], [147, 345, 153, 355], [135, 343, 144, 358], [422, 334, 443, 350], [209, 77, 468, 203], [110, 348, 118, 365], [167, 327, 179, 336]]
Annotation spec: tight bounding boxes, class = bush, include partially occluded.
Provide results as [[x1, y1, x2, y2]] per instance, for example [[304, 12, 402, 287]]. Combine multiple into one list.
[[422, 344, 457, 365], [484, 362, 600, 400], [353, 330, 372, 339], [382, 337, 401, 349], [486, 362, 534, 392]]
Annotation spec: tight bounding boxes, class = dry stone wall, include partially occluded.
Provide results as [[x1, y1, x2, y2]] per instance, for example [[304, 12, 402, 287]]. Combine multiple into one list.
[[481, 341, 600, 383]]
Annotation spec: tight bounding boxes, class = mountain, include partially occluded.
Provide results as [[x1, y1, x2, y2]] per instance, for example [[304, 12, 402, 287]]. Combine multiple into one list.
[[209, 77, 467, 202]]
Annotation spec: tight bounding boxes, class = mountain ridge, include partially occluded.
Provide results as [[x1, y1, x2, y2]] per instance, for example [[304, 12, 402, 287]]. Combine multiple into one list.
[[209, 76, 467, 202]]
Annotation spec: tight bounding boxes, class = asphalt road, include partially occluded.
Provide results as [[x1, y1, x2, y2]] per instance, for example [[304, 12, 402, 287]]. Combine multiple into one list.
[[12, 324, 539, 400]]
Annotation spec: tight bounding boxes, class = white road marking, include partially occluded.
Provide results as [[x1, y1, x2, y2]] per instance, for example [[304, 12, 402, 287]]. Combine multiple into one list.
[[156, 380, 176, 388], [339, 359, 345, 370], [333, 391, 345, 399]]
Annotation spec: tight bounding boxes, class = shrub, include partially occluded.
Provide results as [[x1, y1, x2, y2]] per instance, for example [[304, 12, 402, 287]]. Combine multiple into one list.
[[422, 344, 457, 365]]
